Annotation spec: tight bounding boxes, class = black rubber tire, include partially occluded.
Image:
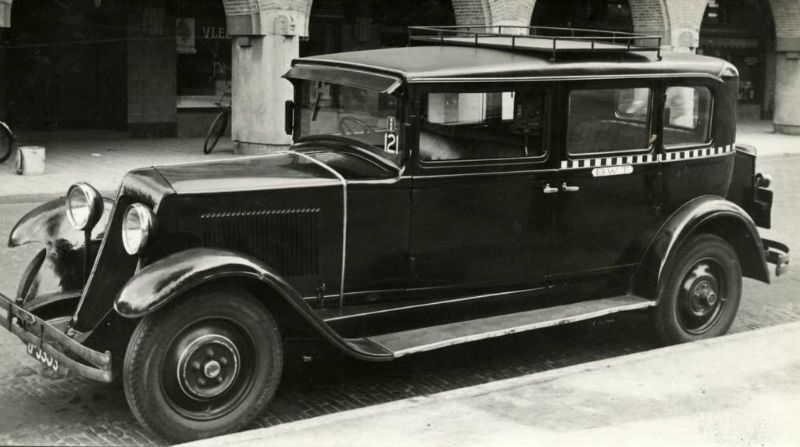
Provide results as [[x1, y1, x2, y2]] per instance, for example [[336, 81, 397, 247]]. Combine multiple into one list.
[[651, 233, 742, 344], [0, 142, 11, 163], [203, 110, 229, 154], [123, 287, 282, 442]]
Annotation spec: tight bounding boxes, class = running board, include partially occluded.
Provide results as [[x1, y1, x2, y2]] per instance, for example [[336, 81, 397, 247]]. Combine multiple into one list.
[[358, 295, 655, 358]]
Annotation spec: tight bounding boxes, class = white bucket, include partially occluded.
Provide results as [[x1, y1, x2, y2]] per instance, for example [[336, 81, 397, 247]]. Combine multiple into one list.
[[15, 146, 46, 175]]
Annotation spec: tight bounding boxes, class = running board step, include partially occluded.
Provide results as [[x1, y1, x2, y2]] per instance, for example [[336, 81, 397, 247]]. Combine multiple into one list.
[[362, 295, 655, 358]]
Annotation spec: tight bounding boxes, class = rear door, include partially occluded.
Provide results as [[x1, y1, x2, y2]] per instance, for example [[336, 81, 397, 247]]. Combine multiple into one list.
[[551, 82, 663, 290], [409, 85, 557, 299]]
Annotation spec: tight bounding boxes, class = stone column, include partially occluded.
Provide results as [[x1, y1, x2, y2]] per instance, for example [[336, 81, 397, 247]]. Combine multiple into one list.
[[224, 4, 311, 154], [773, 49, 800, 134], [230, 33, 298, 154]]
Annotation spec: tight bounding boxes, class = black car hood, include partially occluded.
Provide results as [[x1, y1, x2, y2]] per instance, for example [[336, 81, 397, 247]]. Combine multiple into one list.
[[153, 152, 340, 195]]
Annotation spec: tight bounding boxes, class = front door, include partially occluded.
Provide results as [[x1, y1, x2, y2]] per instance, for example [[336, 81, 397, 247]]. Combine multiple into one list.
[[552, 83, 662, 288], [409, 86, 556, 299]]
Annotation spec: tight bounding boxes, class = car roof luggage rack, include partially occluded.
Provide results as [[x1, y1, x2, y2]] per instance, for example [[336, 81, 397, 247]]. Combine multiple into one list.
[[407, 25, 663, 61]]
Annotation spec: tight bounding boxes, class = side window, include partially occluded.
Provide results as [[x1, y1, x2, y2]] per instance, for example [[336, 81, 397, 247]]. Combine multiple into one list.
[[664, 86, 713, 148], [419, 90, 546, 162], [567, 87, 653, 156]]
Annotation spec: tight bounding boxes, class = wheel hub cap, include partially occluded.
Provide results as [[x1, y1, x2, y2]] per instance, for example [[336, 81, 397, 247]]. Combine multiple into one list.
[[177, 334, 240, 400]]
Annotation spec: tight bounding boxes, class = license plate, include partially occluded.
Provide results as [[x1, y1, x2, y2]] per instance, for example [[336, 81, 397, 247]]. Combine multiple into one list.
[[26, 343, 61, 373]]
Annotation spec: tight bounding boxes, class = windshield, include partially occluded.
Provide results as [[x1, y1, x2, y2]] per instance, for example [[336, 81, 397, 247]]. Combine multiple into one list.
[[297, 80, 402, 165]]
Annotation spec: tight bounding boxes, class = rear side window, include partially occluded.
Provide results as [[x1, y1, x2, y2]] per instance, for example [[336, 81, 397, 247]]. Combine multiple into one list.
[[567, 88, 653, 156], [664, 86, 713, 148], [419, 90, 546, 161]]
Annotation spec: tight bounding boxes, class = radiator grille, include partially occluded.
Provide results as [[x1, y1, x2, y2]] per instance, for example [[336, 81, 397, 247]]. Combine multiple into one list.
[[201, 208, 320, 276]]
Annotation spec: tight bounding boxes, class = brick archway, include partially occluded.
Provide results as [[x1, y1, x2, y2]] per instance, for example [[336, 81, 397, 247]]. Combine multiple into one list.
[[221, 0, 313, 36], [453, 0, 536, 27]]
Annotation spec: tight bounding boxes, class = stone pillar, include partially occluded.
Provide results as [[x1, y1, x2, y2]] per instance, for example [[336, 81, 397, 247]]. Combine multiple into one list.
[[222, 1, 312, 154], [0, 0, 11, 28], [769, 0, 800, 134], [773, 50, 800, 134], [231, 34, 297, 153], [662, 0, 708, 53]]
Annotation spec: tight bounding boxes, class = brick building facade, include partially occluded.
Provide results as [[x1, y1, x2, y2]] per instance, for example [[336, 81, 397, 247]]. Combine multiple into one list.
[[0, 0, 798, 148]]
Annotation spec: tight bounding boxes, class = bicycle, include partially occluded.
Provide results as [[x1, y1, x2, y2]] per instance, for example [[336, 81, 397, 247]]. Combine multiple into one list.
[[0, 120, 16, 163], [203, 91, 231, 155]]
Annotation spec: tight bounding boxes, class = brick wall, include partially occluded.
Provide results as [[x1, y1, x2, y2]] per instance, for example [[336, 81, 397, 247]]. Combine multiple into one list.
[[769, 0, 800, 41], [629, 0, 668, 38]]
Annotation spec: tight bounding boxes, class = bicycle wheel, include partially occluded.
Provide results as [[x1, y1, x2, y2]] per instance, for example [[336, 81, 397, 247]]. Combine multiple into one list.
[[203, 110, 229, 155], [0, 121, 14, 163]]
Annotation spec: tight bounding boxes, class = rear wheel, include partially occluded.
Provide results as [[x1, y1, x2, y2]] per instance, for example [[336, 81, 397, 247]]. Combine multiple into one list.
[[652, 234, 742, 344], [123, 287, 282, 442]]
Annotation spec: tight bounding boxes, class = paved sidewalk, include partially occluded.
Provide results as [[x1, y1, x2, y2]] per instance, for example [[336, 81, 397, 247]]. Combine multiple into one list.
[[186, 323, 800, 447], [0, 121, 797, 202], [0, 130, 235, 203]]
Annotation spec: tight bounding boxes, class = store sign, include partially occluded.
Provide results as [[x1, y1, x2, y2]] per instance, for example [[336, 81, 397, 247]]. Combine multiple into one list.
[[202, 26, 229, 40], [176, 18, 196, 54]]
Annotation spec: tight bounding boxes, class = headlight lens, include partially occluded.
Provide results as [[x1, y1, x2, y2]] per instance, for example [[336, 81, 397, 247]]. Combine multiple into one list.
[[65, 183, 102, 231], [122, 203, 155, 255]]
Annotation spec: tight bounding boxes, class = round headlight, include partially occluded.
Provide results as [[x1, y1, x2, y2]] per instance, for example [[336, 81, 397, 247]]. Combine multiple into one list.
[[122, 203, 155, 255], [65, 183, 103, 231]]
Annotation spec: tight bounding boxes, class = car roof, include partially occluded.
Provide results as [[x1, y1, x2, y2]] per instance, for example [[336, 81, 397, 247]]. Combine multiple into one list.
[[295, 45, 735, 83]]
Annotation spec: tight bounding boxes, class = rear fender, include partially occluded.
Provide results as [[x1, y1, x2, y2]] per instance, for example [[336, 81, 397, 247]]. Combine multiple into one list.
[[114, 248, 392, 361], [634, 195, 769, 300]]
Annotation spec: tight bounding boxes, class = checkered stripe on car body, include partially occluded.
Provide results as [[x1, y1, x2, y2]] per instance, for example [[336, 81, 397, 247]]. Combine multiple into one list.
[[559, 144, 736, 170]]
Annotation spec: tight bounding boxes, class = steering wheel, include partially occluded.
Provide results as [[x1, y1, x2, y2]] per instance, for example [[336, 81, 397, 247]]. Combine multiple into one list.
[[338, 116, 372, 135]]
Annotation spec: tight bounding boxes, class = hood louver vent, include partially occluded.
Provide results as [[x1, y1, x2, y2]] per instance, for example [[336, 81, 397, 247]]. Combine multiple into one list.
[[201, 208, 320, 276]]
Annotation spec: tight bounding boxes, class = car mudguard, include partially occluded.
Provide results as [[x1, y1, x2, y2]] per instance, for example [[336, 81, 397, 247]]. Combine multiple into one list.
[[8, 197, 112, 305], [634, 195, 770, 300], [114, 247, 393, 361]]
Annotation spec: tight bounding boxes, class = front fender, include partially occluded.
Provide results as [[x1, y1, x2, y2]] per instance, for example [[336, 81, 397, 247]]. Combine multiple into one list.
[[114, 248, 392, 361], [9, 197, 112, 303], [8, 196, 112, 248], [635, 195, 770, 299]]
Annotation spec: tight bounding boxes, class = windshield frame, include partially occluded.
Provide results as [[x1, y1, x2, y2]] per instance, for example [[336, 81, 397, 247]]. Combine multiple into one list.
[[288, 72, 407, 168]]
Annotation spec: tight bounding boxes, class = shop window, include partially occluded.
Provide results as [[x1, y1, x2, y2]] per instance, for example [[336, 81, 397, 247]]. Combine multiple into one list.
[[419, 90, 546, 161], [663, 86, 713, 148], [176, 1, 231, 97], [567, 88, 653, 156]]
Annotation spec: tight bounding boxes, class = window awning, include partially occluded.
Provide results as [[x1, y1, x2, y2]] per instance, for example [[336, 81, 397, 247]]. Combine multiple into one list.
[[284, 63, 403, 94]]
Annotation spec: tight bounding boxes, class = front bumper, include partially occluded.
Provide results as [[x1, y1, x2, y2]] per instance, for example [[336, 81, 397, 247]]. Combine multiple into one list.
[[0, 291, 112, 382], [763, 238, 790, 277]]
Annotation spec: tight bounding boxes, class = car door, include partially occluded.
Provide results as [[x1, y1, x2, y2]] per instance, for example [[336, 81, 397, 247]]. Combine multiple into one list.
[[551, 82, 663, 289], [408, 86, 557, 299]]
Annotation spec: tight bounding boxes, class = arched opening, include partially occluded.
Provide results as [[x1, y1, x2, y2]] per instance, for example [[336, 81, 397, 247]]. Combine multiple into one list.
[[2, 0, 128, 130], [303, 0, 455, 57], [699, 0, 775, 120], [531, 0, 634, 32]]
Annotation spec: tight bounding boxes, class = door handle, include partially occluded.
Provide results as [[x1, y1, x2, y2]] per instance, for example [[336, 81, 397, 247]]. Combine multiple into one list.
[[561, 182, 580, 192], [543, 183, 559, 194]]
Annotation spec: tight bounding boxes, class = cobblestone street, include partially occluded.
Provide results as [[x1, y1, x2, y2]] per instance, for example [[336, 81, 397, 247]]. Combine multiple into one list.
[[0, 154, 798, 446]]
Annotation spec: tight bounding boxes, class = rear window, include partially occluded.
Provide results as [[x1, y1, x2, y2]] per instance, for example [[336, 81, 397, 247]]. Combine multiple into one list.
[[663, 86, 713, 148], [567, 88, 653, 156]]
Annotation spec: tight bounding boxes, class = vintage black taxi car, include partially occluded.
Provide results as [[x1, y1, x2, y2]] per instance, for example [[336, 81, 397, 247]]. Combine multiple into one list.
[[0, 26, 790, 441]]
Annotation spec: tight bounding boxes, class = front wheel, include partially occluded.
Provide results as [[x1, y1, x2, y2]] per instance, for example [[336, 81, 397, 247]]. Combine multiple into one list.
[[651, 233, 742, 344], [123, 287, 283, 442]]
